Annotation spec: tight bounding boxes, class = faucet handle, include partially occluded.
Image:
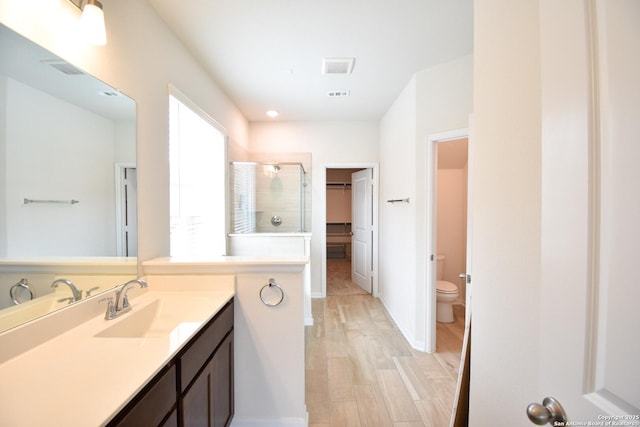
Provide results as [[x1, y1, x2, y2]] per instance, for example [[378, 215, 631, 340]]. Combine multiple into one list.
[[99, 297, 116, 320], [121, 294, 131, 310], [86, 286, 100, 297]]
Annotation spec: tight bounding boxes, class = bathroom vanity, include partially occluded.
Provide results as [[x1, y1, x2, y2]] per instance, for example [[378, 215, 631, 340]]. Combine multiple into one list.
[[109, 300, 234, 427], [0, 277, 235, 426], [0, 258, 308, 427]]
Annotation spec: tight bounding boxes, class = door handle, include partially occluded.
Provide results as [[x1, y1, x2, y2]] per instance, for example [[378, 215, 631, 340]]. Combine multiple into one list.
[[526, 396, 567, 425], [459, 273, 471, 284]]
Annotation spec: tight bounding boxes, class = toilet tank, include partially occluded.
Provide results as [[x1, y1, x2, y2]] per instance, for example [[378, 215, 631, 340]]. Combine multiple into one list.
[[436, 255, 445, 280]]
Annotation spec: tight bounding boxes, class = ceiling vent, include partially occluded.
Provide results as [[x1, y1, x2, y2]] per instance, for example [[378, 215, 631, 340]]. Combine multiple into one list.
[[322, 57, 355, 74], [327, 90, 351, 98], [41, 59, 85, 75]]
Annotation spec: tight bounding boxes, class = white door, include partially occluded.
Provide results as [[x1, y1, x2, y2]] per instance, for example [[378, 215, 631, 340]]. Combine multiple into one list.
[[534, 0, 639, 422], [351, 169, 372, 293], [124, 167, 138, 257]]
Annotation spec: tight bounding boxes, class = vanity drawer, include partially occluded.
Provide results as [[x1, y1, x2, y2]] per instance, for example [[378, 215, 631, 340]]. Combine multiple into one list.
[[108, 364, 177, 427], [179, 300, 233, 392]]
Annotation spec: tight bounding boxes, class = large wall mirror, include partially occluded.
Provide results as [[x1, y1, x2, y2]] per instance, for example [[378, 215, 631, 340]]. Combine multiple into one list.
[[0, 24, 137, 333]]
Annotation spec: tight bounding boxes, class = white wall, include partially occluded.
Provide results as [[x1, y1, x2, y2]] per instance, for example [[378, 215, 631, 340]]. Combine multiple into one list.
[[470, 0, 541, 423], [0, 0, 249, 262], [233, 271, 306, 425], [114, 120, 136, 163], [379, 77, 418, 342], [379, 55, 473, 348], [249, 121, 379, 296]]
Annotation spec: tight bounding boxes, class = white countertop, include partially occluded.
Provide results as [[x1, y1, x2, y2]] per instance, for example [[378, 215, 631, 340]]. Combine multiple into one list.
[[0, 279, 234, 427]]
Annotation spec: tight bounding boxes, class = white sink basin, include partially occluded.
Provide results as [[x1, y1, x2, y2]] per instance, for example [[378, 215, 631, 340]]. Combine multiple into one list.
[[94, 295, 216, 339]]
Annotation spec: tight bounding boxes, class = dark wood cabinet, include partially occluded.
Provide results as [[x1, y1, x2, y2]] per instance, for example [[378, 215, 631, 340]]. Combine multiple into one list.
[[211, 334, 233, 427], [107, 364, 177, 427], [109, 300, 234, 427], [182, 333, 234, 427]]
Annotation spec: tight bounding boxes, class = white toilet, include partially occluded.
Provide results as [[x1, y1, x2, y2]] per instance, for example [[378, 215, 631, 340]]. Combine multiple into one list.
[[436, 255, 460, 323]]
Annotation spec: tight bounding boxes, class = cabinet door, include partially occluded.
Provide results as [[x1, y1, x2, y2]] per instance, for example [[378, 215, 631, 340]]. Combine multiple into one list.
[[109, 365, 176, 427], [181, 332, 234, 427], [182, 364, 210, 427], [162, 409, 178, 427], [180, 302, 234, 393], [212, 332, 234, 427]]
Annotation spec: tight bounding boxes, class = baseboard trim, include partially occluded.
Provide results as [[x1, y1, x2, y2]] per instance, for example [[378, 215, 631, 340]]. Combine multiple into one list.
[[378, 296, 426, 352]]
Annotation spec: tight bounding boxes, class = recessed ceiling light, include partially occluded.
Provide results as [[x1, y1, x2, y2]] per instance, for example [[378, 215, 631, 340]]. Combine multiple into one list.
[[99, 91, 120, 97], [266, 110, 279, 118]]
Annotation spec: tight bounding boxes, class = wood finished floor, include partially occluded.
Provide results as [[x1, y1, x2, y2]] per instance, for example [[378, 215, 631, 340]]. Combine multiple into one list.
[[326, 258, 368, 296], [307, 261, 465, 426]]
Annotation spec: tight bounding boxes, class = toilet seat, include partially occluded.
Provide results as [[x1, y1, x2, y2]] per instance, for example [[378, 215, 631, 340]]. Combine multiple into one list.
[[436, 280, 458, 294]]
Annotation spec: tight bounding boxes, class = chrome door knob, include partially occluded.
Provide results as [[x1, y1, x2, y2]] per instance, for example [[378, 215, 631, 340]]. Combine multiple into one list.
[[527, 397, 567, 425]]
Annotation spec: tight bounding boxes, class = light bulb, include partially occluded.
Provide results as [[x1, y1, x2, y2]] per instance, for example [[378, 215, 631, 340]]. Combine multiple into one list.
[[80, 1, 107, 46]]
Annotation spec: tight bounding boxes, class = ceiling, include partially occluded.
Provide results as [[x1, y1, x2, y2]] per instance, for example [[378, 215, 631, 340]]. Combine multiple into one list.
[[146, 0, 473, 122]]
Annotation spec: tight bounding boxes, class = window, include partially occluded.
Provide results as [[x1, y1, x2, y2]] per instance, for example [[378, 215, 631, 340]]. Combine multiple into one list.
[[169, 88, 227, 257], [232, 162, 256, 233]]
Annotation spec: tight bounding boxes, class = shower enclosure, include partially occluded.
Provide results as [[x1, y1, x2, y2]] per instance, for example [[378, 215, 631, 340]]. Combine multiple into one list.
[[231, 162, 307, 233]]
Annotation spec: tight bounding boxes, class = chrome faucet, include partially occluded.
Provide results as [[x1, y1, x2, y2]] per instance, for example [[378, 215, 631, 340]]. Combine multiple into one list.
[[114, 278, 148, 314], [50, 279, 82, 302]]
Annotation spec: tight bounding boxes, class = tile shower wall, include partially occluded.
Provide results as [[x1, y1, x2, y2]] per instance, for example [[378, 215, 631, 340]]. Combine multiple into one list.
[[255, 165, 304, 232]]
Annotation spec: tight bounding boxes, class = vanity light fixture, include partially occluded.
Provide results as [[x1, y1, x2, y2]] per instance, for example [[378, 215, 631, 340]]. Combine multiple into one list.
[[69, 0, 107, 46], [266, 110, 279, 118]]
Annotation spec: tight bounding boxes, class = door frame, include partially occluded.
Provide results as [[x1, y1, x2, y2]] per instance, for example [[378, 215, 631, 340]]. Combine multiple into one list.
[[425, 128, 469, 353], [115, 162, 136, 257], [321, 163, 379, 298]]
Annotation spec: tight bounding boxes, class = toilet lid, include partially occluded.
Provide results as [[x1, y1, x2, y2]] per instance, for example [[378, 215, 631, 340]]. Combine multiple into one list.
[[436, 280, 458, 293]]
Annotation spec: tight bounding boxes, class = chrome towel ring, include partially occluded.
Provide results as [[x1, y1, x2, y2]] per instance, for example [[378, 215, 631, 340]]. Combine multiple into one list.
[[10, 278, 34, 305], [259, 278, 285, 307]]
